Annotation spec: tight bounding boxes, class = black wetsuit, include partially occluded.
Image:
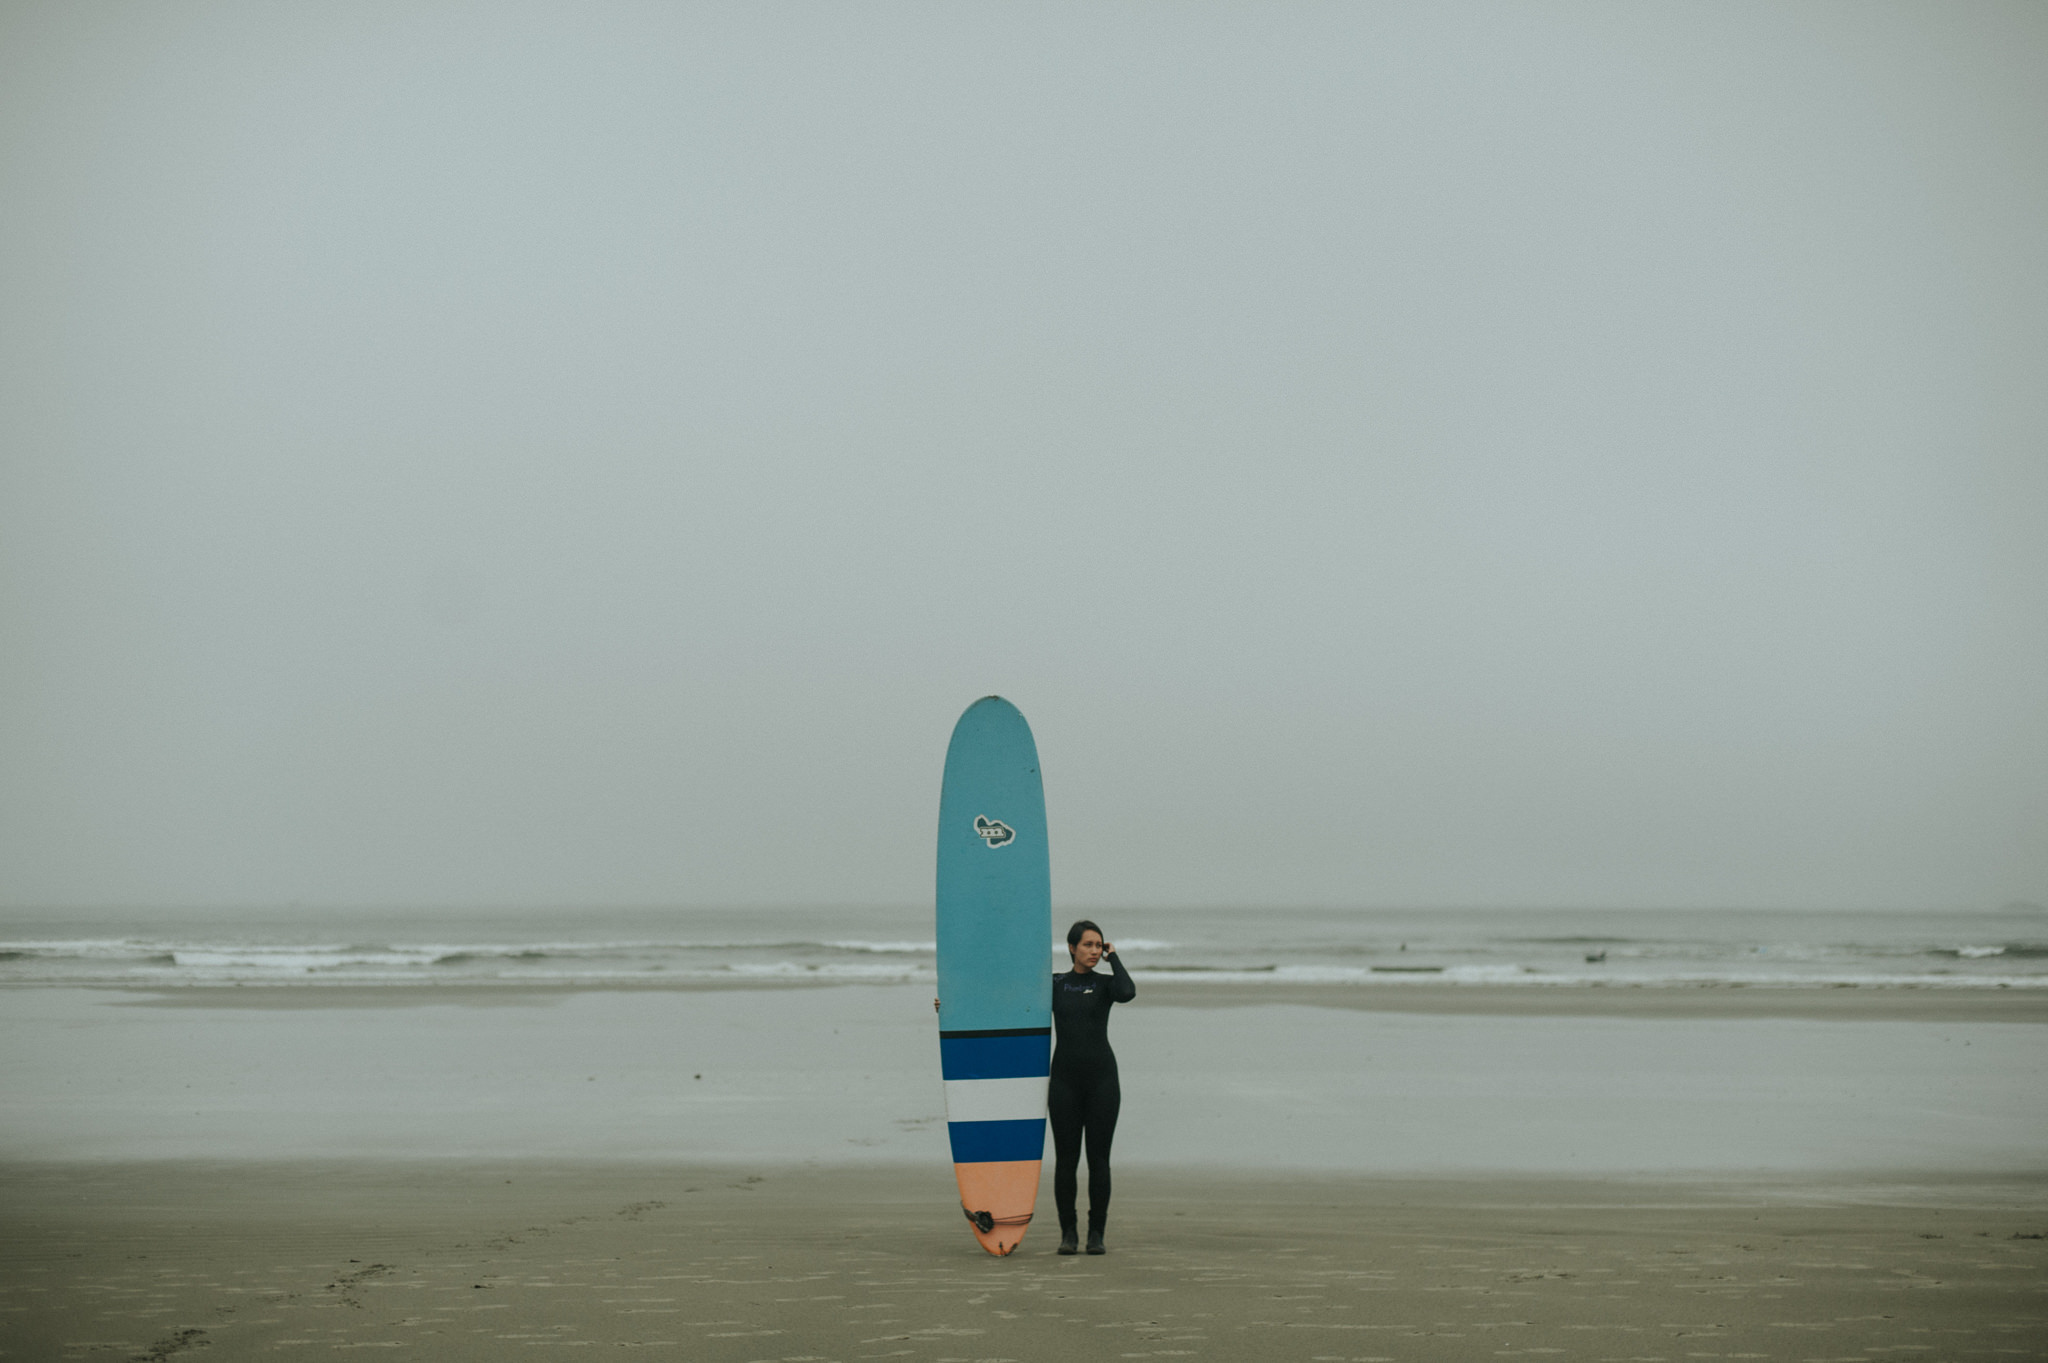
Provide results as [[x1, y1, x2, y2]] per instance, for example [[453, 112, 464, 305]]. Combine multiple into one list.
[[1048, 953, 1135, 1235]]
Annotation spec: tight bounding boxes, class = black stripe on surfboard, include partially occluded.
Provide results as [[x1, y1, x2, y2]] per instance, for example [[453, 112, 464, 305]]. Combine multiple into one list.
[[939, 1027, 1052, 1039]]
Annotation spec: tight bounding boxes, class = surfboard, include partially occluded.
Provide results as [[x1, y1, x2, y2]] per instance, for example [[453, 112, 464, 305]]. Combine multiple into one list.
[[935, 696, 1052, 1256]]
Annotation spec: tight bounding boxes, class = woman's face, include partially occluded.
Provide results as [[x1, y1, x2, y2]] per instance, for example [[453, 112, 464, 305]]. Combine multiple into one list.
[[1071, 930, 1104, 972]]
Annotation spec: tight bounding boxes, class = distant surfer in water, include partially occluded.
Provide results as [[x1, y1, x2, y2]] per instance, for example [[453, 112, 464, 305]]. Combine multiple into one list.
[[1050, 919, 1134, 1255]]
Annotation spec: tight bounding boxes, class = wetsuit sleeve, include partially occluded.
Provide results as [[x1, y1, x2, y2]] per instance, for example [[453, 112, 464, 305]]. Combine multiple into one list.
[[1105, 951, 1135, 1002]]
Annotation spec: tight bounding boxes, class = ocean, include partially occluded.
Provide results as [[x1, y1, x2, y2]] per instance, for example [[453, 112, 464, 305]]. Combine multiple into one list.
[[5, 903, 2045, 1170], [2, 903, 2042, 990]]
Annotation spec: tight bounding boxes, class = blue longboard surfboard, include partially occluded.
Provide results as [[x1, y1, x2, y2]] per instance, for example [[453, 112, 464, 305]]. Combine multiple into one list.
[[935, 696, 1051, 1256]]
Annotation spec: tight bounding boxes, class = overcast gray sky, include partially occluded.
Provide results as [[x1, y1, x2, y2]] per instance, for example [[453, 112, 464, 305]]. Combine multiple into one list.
[[2, 2, 2043, 913]]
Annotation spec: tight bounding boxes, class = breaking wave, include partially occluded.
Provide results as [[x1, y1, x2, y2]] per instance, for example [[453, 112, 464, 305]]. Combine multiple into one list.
[[1, 911, 2041, 990]]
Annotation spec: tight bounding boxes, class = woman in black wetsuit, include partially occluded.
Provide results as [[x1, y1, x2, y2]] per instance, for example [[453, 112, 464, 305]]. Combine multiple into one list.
[[1049, 919, 1135, 1255]]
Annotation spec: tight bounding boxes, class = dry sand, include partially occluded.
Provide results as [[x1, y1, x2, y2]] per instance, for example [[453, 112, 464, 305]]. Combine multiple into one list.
[[4, 1162, 2045, 1362]]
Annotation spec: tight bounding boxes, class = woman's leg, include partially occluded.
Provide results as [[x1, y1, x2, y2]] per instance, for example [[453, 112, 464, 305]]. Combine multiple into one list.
[[1083, 1069, 1121, 1244], [1047, 1074, 1083, 1239]]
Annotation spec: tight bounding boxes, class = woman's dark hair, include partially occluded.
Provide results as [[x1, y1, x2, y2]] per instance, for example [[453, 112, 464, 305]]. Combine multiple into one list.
[[1066, 919, 1104, 954]]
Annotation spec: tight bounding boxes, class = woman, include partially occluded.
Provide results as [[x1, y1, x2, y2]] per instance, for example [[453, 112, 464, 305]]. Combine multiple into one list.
[[1049, 919, 1135, 1255]]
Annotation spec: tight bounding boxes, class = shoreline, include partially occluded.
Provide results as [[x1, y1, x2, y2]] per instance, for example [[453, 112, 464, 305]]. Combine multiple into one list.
[[1143, 979, 2048, 1021], [10, 1157, 2048, 1203], [40, 977, 2048, 1022]]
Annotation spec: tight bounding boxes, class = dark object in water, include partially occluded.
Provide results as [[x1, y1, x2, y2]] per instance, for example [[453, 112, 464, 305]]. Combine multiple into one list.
[[1585, 950, 1607, 963]]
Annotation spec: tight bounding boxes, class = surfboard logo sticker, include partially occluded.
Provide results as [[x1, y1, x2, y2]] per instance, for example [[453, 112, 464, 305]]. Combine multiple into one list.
[[973, 816, 1016, 848]]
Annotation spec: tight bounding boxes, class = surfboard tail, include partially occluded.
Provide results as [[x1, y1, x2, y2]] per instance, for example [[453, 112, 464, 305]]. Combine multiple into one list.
[[953, 1158, 1042, 1256], [940, 1030, 1049, 1255]]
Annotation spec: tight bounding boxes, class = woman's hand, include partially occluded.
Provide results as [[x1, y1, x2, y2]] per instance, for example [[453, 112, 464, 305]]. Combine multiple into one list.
[[1101, 942, 1116, 956]]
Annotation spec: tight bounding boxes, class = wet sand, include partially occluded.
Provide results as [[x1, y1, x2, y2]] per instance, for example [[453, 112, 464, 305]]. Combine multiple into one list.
[[7, 985, 2044, 1170], [4, 1161, 2044, 1362]]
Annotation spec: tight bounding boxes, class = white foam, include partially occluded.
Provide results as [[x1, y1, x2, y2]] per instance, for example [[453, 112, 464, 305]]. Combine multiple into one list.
[[721, 961, 934, 980], [3, 911, 2042, 993], [1135, 965, 2048, 990]]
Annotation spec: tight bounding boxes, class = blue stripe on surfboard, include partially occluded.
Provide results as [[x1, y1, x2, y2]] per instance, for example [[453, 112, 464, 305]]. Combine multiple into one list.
[[940, 1033, 1050, 1081], [947, 1117, 1047, 1164]]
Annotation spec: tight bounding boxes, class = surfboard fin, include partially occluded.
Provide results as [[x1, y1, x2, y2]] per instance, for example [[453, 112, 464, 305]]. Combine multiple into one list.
[[963, 1206, 1033, 1234]]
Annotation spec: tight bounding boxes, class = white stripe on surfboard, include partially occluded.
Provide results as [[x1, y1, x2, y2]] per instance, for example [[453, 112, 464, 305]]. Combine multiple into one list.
[[943, 1076, 1048, 1124]]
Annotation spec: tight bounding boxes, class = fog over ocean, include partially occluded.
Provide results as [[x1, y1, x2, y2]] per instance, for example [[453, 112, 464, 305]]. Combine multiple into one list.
[[5, 5, 2045, 926]]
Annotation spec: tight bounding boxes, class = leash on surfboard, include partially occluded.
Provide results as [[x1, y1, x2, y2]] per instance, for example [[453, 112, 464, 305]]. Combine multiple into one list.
[[963, 1206, 1034, 1234]]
